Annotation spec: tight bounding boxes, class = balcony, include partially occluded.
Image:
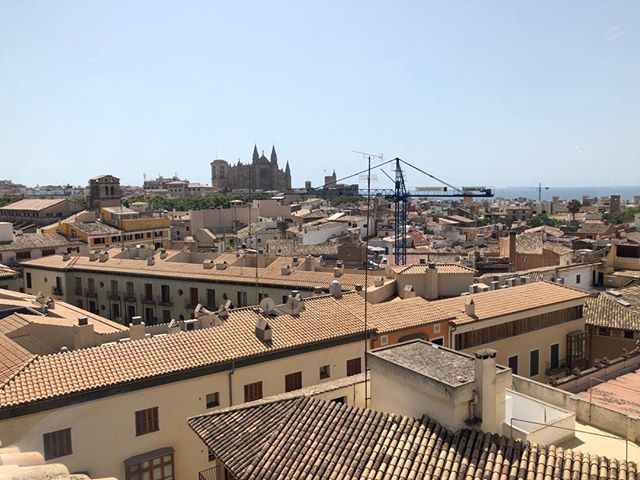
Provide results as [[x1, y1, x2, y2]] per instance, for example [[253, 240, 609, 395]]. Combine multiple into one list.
[[199, 466, 220, 480], [85, 289, 97, 298], [124, 292, 137, 302], [141, 294, 156, 305], [51, 287, 64, 296], [108, 291, 121, 300], [158, 296, 173, 307]]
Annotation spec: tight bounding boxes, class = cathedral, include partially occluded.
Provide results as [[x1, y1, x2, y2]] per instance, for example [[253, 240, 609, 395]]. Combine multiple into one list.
[[210, 145, 292, 192]]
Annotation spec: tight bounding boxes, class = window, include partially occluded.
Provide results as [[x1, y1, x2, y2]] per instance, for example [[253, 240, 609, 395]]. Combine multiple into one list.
[[17, 251, 32, 259], [161, 285, 170, 303], [112, 303, 121, 319], [111, 279, 118, 295], [380, 334, 389, 346], [26, 272, 32, 289], [508, 355, 518, 375], [624, 330, 635, 339], [521, 256, 528, 264], [189, 287, 199, 307], [237, 291, 247, 307], [244, 381, 263, 402], [135, 407, 159, 436], [206, 288, 216, 309], [433, 323, 441, 334], [319, 365, 331, 379], [529, 349, 540, 377], [162, 309, 171, 323], [208, 448, 215, 462], [431, 337, 444, 345], [550, 343, 560, 370], [258, 292, 268, 302], [126, 281, 135, 297], [125, 451, 174, 480], [206, 392, 220, 408], [144, 283, 153, 301], [347, 358, 362, 376], [285, 371, 302, 392], [576, 274, 581, 284], [43, 428, 72, 460], [42, 248, 56, 256], [282, 295, 288, 304], [598, 327, 611, 336]]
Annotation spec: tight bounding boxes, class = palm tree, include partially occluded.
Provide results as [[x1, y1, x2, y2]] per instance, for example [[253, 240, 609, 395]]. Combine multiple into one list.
[[567, 199, 581, 221]]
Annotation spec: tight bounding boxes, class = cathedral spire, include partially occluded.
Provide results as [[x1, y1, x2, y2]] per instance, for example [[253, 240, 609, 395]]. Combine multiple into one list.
[[285, 159, 290, 173], [270, 145, 278, 165], [252, 144, 259, 163]]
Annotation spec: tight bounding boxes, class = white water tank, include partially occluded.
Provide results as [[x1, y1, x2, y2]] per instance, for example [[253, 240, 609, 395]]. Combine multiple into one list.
[[0, 222, 13, 243]]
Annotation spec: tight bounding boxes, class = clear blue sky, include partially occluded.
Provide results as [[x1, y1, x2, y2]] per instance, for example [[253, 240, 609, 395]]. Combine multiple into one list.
[[1, 1, 639, 189]]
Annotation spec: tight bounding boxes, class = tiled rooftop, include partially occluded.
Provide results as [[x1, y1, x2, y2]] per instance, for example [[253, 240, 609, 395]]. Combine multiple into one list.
[[189, 396, 638, 480], [434, 281, 589, 325], [393, 264, 476, 275], [21, 249, 377, 290], [0, 264, 17, 279], [585, 285, 640, 331], [0, 198, 70, 211], [0, 232, 78, 252], [578, 369, 640, 417]]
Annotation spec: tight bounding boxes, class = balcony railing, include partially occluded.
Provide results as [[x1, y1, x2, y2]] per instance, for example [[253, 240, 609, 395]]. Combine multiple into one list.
[[199, 466, 220, 480], [85, 289, 97, 298], [141, 294, 155, 305], [108, 291, 121, 300], [158, 296, 173, 306], [124, 292, 137, 302]]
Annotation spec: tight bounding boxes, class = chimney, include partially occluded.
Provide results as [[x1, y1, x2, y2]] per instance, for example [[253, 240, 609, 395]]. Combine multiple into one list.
[[508, 231, 517, 273], [554, 277, 565, 285], [329, 280, 342, 299], [425, 262, 438, 300], [88, 250, 99, 261], [490, 280, 499, 291], [255, 318, 272, 343], [313, 286, 324, 295], [505, 277, 516, 288], [474, 348, 499, 432], [354, 284, 363, 292], [519, 276, 529, 285], [129, 316, 146, 341], [62, 252, 71, 261], [468, 284, 478, 294], [203, 259, 214, 269], [419, 258, 426, 265], [281, 264, 291, 275], [99, 251, 109, 262], [333, 267, 343, 278], [403, 284, 416, 298], [465, 298, 476, 317], [73, 318, 95, 349], [147, 255, 155, 266]]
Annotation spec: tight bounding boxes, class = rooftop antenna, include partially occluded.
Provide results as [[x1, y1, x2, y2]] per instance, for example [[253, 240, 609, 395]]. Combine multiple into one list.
[[352, 150, 382, 409]]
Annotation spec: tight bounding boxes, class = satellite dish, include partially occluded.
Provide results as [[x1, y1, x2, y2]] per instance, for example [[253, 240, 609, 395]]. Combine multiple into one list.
[[259, 297, 276, 315]]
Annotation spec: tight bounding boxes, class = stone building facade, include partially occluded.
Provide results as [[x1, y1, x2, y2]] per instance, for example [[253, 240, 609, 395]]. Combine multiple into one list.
[[210, 145, 291, 192]]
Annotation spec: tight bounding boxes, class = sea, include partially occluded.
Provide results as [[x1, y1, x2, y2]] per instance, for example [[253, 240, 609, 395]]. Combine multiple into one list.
[[492, 186, 640, 202]]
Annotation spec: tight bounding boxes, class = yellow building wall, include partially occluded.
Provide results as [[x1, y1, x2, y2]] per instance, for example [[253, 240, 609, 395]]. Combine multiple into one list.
[[0, 341, 365, 480]]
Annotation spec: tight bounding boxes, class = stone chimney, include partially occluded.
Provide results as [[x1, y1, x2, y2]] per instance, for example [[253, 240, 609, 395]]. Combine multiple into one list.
[[425, 261, 439, 300], [508, 231, 517, 272], [129, 316, 146, 341], [465, 298, 476, 317], [474, 348, 499, 432], [329, 280, 342, 299], [73, 317, 95, 349]]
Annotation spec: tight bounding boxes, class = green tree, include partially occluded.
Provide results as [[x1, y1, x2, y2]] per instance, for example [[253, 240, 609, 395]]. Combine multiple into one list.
[[567, 199, 581, 221], [529, 214, 563, 228]]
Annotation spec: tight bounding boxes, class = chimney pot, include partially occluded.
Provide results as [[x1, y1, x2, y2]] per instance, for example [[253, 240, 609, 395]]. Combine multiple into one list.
[[131, 315, 142, 325], [465, 299, 476, 316], [78, 316, 88, 326]]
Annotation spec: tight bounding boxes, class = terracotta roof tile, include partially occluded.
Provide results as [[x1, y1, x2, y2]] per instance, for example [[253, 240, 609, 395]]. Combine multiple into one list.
[[433, 281, 589, 325], [188, 396, 637, 480], [584, 285, 640, 331]]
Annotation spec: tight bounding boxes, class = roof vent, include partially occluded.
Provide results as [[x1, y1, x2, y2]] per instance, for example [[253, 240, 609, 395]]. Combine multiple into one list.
[[490, 280, 499, 291], [333, 267, 343, 278], [354, 284, 363, 292], [62, 252, 71, 261], [428, 261, 436, 269], [374, 277, 384, 287], [159, 249, 168, 260], [505, 277, 516, 288], [131, 315, 143, 325], [313, 286, 324, 295], [617, 299, 632, 307], [78, 316, 89, 326], [281, 265, 291, 275], [89, 250, 99, 261], [99, 251, 109, 262], [292, 256, 299, 265], [255, 318, 272, 343], [203, 259, 214, 269], [147, 256, 155, 266], [215, 261, 228, 270], [554, 277, 565, 285], [419, 258, 426, 264], [218, 300, 232, 320], [469, 284, 479, 294], [329, 280, 342, 299], [60, 346, 69, 353], [608, 290, 623, 297], [519, 276, 529, 285]]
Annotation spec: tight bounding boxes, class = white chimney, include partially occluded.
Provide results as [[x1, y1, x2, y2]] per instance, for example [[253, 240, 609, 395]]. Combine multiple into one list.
[[474, 348, 499, 433], [73, 317, 95, 349]]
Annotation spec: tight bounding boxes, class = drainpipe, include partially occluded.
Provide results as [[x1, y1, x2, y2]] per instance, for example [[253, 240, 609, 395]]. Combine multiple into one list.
[[449, 321, 457, 349], [228, 360, 235, 406]]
